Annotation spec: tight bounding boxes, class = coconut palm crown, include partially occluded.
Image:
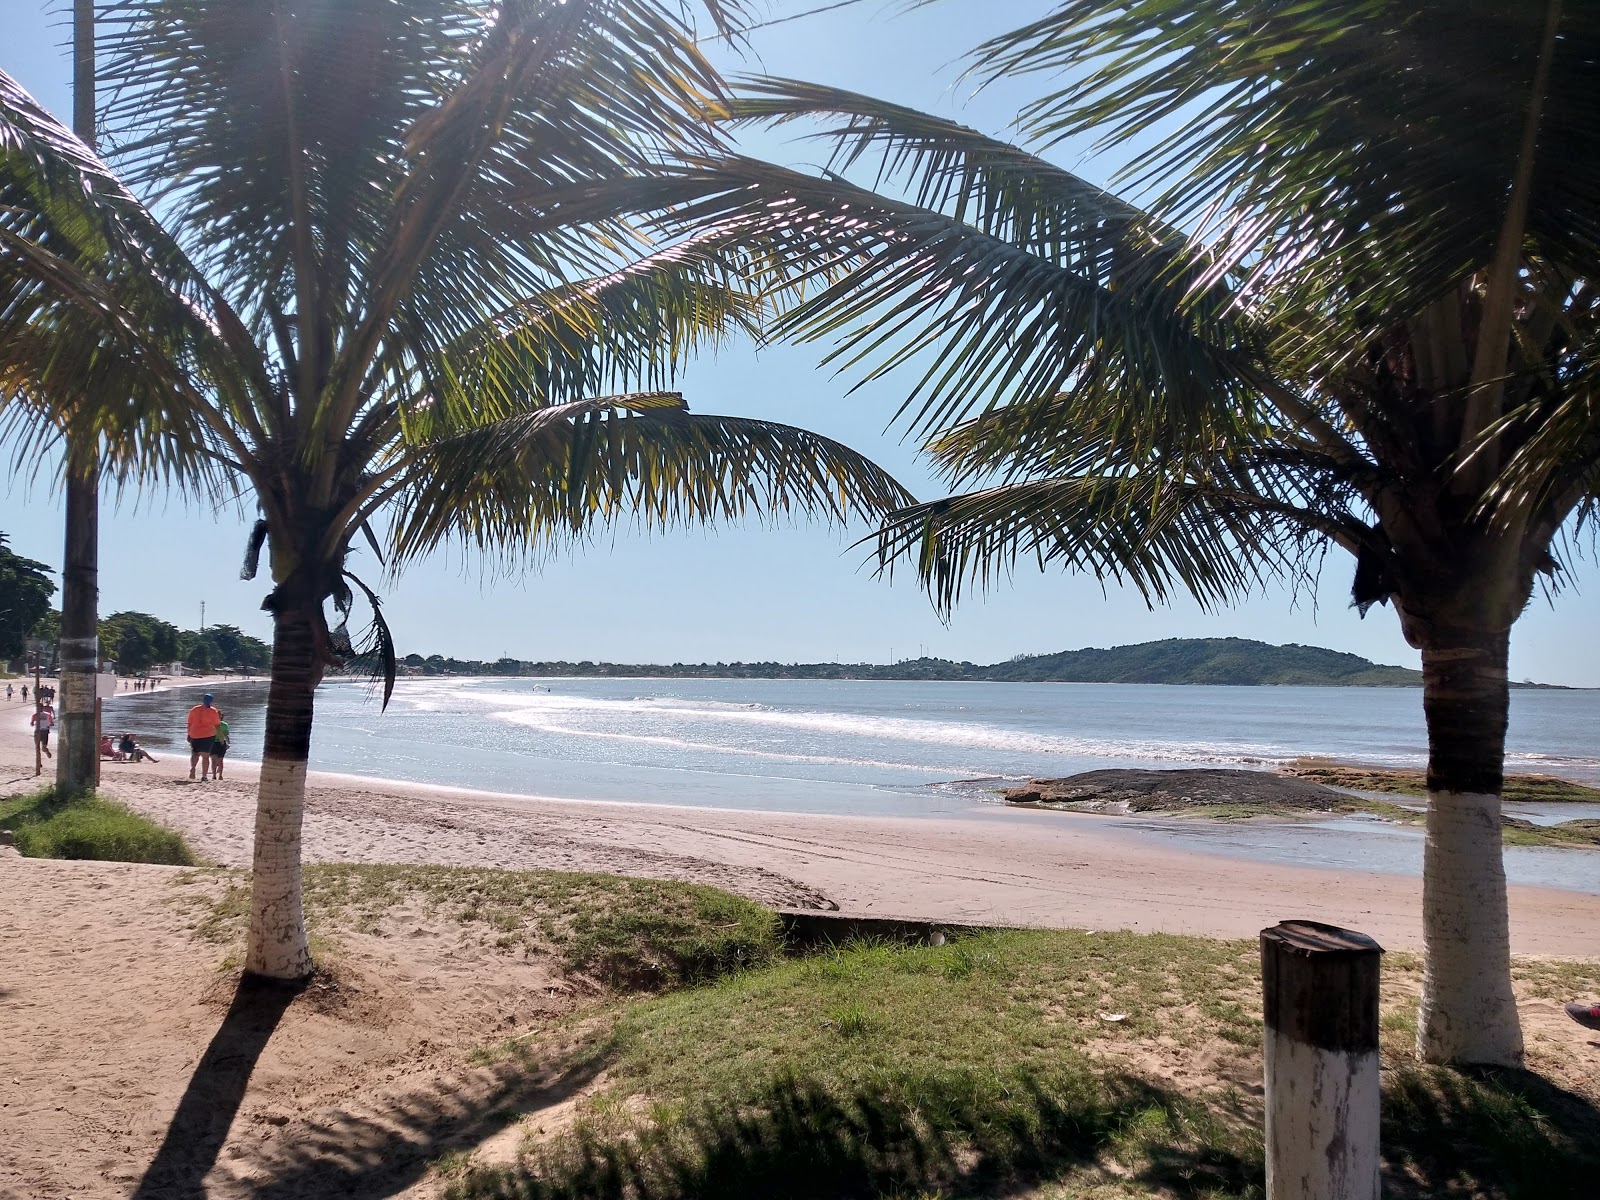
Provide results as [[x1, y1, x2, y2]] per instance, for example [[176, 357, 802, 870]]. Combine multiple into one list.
[[0, 0, 909, 981], [680, 0, 1599, 1067]]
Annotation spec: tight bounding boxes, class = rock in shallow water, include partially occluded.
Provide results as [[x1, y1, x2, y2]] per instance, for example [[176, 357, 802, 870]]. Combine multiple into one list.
[[1004, 768, 1344, 813]]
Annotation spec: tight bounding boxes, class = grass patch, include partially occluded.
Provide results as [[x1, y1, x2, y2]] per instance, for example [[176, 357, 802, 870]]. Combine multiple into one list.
[[180, 863, 781, 990], [1164, 802, 1296, 822], [459, 931, 1269, 1199], [1501, 818, 1600, 849], [1511, 956, 1600, 1001], [1, 788, 195, 865], [451, 932, 1597, 1200], [1287, 765, 1600, 803], [1383, 1064, 1599, 1198], [1132, 791, 1597, 849]]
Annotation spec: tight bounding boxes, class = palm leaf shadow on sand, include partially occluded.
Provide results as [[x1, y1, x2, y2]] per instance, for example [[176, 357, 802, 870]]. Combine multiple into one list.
[[456, 1073, 1259, 1200], [234, 1050, 1600, 1200], [131, 976, 300, 1199], [1380, 1064, 1600, 1199], [236, 1058, 1256, 1200], [238, 1039, 607, 1199]]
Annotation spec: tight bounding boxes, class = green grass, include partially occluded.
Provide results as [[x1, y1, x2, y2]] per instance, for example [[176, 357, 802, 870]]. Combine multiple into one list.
[[459, 931, 1267, 1199], [1510, 955, 1600, 1000], [1382, 1065, 1599, 1199], [1288, 766, 1600, 803], [1501, 818, 1600, 848], [1149, 793, 1598, 849], [180, 862, 781, 989], [1, 788, 195, 865], [448, 932, 1598, 1200]]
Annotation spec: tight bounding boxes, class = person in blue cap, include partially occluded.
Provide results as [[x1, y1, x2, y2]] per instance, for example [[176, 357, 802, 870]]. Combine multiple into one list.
[[186, 692, 223, 780]]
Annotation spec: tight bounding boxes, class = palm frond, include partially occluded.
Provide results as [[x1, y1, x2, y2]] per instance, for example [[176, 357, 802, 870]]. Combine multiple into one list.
[[664, 155, 1261, 449], [384, 397, 914, 565], [971, 0, 1600, 311], [875, 472, 1332, 616], [726, 77, 1188, 260], [0, 67, 237, 488], [423, 230, 769, 424]]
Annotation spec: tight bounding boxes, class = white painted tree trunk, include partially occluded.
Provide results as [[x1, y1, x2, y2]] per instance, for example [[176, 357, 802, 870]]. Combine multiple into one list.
[[244, 755, 312, 979], [1265, 1035, 1380, 1200], [244, 595, 318, 981], [1417, 790, 1523, 1066]]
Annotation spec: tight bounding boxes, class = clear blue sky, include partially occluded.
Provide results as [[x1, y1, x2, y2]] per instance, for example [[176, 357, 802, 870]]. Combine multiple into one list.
[[4, 1, 1597, 683]]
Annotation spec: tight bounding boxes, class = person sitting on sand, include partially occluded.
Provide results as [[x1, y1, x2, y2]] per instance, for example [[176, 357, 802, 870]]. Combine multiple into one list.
[[186, 692, 223, 780], [211, 712, 230, 779], [119, 732, 158, 763], [99, 733, 121, 760]]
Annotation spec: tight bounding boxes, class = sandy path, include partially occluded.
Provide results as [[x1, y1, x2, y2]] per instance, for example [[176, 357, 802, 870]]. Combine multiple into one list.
[[0, 858, 219, 1197], [0, 854, 596, 1200], [4, 692, 1598, 954]]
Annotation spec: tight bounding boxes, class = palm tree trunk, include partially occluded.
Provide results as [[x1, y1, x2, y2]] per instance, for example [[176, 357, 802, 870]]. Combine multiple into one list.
[[1415, 626, 1524, 1066], [56, 0, 100, 797], [56, 447, 100, 793], [243, 598, 318, 980]]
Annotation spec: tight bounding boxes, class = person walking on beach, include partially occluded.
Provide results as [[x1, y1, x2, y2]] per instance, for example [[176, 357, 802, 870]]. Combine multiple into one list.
[[212, 712, 230, 780], [30, 702, 55, 758], [5, 684, 11, 702], [186, 692, 223, 781]]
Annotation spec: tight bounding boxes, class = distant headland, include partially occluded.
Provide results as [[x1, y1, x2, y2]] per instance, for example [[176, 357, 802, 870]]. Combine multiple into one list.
[[386, 637, 1571, 688]]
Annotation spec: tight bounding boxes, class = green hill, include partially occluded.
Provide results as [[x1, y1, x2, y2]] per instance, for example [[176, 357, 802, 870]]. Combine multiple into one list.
[[391, 637, 1451, 686], [981, 638, 1424, 686]]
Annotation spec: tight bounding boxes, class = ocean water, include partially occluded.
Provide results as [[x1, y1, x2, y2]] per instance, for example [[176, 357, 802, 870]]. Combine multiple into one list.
[[105, 677, 1600, 891]]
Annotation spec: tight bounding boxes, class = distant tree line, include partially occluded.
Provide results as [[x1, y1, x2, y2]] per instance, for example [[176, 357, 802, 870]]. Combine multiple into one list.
[[4, 532, 271, 675], [12, 606, 270, 678], [0, 532, 55, 660], [370, 638, 1451, 687], [94, 611, 271, 675]]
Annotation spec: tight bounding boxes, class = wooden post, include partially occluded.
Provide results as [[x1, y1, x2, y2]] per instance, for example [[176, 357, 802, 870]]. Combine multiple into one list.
[[1261, 920, 1383, 1200]]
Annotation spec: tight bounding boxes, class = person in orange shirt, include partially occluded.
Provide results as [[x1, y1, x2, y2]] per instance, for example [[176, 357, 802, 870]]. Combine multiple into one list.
[[186, 692, 223, 781]]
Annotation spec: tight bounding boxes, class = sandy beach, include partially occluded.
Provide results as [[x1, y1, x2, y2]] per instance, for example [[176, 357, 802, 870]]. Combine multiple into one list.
[[5, 679, 1598, 955], [4, 678, 1598, 1198]]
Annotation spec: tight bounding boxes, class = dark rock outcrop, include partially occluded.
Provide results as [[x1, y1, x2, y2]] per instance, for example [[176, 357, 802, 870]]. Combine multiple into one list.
[[1005, 768, 1345, 813]]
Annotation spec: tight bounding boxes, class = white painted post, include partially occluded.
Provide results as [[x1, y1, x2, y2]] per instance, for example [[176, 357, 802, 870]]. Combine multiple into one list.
[[1261, 920, 1383, 1200]]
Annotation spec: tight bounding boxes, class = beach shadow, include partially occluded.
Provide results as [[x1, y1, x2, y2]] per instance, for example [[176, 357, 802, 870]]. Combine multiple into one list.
[[131, 974, 299, 1200], [240, 1045, 606, 1200], [1381, 1063, 1600, 1199], [243, 1056, 1253, 1200], [445, 1070, 1258, 1200]]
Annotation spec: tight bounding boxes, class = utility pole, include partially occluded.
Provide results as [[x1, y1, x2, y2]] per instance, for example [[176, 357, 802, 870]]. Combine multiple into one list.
[[56, 0, 101, 795], [201, 601, 206, 632]]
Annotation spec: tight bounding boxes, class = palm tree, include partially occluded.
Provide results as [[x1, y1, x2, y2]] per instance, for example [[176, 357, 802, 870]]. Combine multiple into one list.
[[692, 0, 1598, 1066], [0, 0, 908, 982], [56, 0, 102, 796]]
